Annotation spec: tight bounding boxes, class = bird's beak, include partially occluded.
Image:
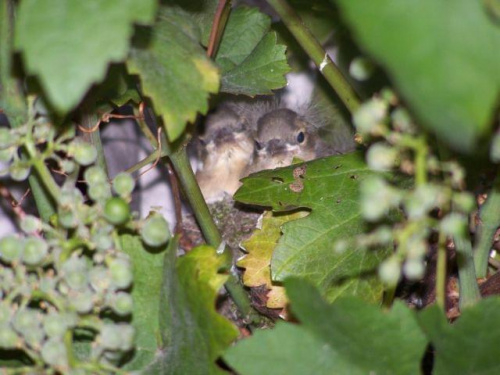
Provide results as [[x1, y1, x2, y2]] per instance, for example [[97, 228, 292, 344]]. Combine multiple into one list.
[[213, 127, 237, 147], [265, 138, 287, 157]]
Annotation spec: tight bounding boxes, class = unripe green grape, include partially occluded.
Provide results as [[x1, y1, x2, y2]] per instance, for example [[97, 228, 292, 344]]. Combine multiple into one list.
[[349, 57, 374, 81], [41, 338, 68, 367], [60, 159, 76, 174], [119, 324, 135, 351], [39, 275, 57, 294], [378, 256, 401, 286], [452, 192, 475, 213], [0, 324, 20, 348], [12, 309, 40, 336], [112, 172, 135, 197], [0, 128, 17, 149], [92, 230, 113, 251], [0, 235, 24, 263], [0, 147, 14, 163], [406, 237, 427, 259], [22, 324, 45, 348], [366, 143, 398, 171], [89, 266, 111, 292], [22, 237, 48, 266], [62, 257, 89, 291], [353, 98, 388, 134], [380, 88, 397, 104], [104, 197, 130, 226], [100, 324, 122, 350], [360, 177, 401, 221], [43, 313, 68, 338], [84, 165, 107, 185], [109, 292, 133, 316], [72, 141, 97, 166], [19, 215, 42, 234], [0, 267, 15, 291], [449, 162, 466, 188], [373, 226, 393, 244], [0, 303, 12, 324], [108, 258, 133, 289], [391, 108, 415, 134], [403, 258, 425, 281], [440, 213, 467, 238], [58, 207, 78, 229], [33, 122, 52, 142], [141, 215, 170, 247], [88, 182, 112, 202], [100, 323, 134, 351], [404, 184, 443, 219], [59, 188, 84, 207], [70, 289, 94, 313], [9, 162, 31, 181]]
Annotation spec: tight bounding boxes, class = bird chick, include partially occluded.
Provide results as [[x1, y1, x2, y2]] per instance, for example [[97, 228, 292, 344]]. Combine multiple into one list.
[[196, 106, 254, 202], [246, 107, 334, 174]]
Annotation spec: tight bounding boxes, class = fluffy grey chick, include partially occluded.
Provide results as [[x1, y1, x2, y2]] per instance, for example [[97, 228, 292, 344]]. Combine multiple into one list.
[[245, 104, 342, 174], [196, 105, 254, 202]]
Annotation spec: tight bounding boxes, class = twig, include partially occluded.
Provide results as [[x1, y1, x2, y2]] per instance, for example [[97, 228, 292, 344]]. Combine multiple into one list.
[[266, 0, 361, 114], [474, 172, 500, 278], [206, 0, 232, 58], [167, 162, 183, 236], [0, 181, 26, 220]]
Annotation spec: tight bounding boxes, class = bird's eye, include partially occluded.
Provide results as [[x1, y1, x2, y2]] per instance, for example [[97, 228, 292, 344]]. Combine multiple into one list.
[[297, 131, 305, 143], [254, 140, 263, 150]]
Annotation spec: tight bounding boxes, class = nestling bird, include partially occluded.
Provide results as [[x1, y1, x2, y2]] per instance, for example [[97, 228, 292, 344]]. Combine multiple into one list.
[[245, 105, 337, 174], [195, 105, 254, 202], [196, 100, 353, 202]]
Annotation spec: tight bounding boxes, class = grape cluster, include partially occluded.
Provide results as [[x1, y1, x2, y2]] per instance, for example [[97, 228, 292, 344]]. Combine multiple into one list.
[[0, 98, 171, 372], [348, 90, 474, 286]]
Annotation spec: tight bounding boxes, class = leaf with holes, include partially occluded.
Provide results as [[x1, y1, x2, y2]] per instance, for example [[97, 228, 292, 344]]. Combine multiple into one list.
[[15, 0, 156, 114], [235, 152, 391, 303], [335, 0, 500, 153]]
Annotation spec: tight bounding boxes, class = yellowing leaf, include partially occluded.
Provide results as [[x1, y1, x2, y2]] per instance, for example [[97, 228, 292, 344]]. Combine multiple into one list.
[[238, 211, 308, 308]]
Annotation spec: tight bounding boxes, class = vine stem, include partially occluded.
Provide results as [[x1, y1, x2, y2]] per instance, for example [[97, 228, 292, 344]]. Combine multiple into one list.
[[168, 146, 222, 247], [455, 234, 481, 309], [473, 172, 500, 278], [435, 141, 480, 309], [266, 0, 360, 114], [413, 136, 450, 310], [435, 232, 447, 310], [206, 0, 232, 58], [80, 101, 109, 176]]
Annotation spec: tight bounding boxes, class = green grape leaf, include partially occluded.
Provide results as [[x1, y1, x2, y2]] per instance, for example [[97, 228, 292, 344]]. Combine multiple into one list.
[[234, 152, 390, 303], [218, 7, 290, 96], [15, 0, 156, 114], [147, 242, 239, 374], [167, 0, 219, 46], [128, 7, 219, 141], [120, 234, 167, 371], [225, 279, 427, 375], [96, 65, 141, 108], [418, 298, 500, 375], [335, 0, 500, 153]]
